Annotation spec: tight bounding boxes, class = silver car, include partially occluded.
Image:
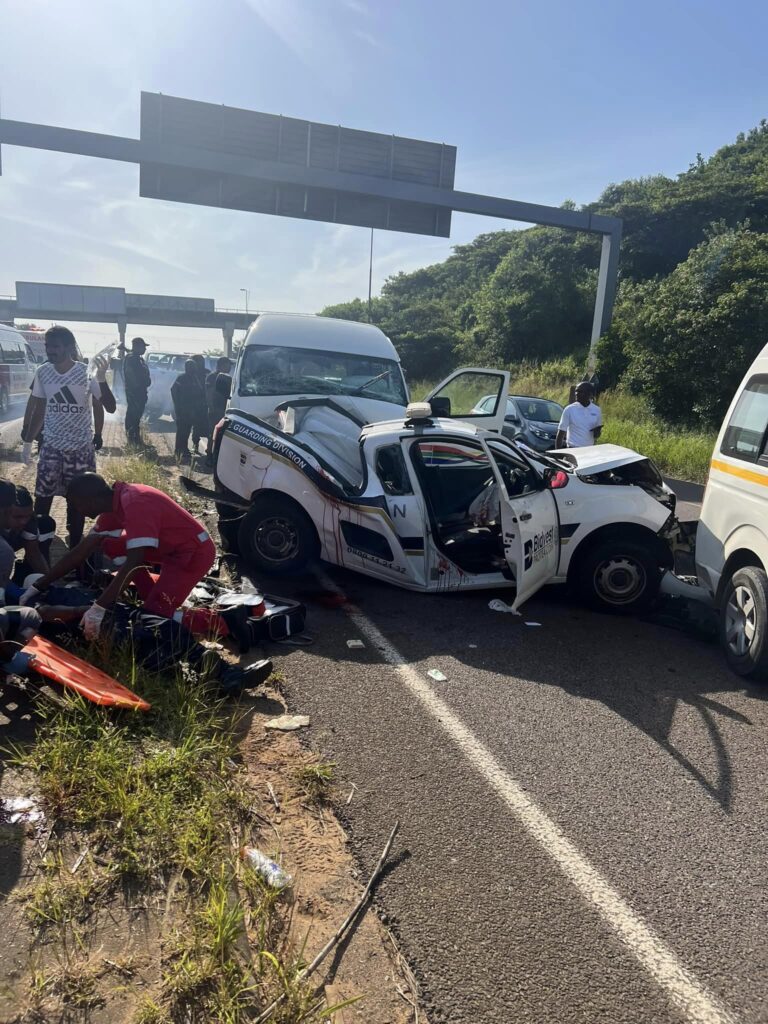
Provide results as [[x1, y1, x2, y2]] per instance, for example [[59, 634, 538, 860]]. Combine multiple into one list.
[[473, 394, 564, 451]]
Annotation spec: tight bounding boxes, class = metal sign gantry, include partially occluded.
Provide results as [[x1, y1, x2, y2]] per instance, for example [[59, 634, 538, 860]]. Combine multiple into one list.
[[0, 93, 622, 366]]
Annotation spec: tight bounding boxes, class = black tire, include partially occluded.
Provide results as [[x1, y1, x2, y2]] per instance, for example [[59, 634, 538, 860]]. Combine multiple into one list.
[[576, 538, 661, 613], [0, 387, 8, 414], [719, 566, 768, 681], [216, 502, 243, 554], [237, 495, 319, 575]]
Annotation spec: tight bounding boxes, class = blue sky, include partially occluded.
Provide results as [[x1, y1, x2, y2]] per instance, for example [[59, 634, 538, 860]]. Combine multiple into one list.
[[1, 0, 766, 353]]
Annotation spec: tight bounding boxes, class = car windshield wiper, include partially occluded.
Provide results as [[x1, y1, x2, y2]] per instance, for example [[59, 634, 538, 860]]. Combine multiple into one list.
[[348, 368, 392, 395]]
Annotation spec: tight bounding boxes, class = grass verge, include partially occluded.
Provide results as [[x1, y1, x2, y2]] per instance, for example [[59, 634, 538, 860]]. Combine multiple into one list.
[[6, 639, 339, 1022]]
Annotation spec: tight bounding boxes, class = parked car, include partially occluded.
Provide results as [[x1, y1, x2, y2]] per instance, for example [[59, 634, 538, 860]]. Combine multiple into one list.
[[0, 324, 36, 412], [231, 312, 409, 426], [210, 367, 677, 612], [473, 394, 564, 450]]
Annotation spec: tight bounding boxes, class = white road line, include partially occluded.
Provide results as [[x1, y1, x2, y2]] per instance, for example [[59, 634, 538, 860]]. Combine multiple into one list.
[[318, 571, 738, 1024]]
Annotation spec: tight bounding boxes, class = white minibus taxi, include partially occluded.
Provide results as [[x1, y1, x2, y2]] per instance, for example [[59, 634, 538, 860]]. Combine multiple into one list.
[[695, 347, 768, 678]]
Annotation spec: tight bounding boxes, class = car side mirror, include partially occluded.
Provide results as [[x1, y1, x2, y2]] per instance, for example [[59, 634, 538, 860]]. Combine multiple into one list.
[[430, 397, 451, 417], [506, 414, 521, 426]]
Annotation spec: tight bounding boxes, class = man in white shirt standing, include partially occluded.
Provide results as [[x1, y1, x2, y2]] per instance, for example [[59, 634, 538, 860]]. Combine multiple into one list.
[[556, 381, 603, 449], [19, 326, 116, 548]]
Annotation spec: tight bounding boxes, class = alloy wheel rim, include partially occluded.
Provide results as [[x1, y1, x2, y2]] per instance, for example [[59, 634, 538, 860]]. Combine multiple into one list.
[[725, 584, 756, 657], [593, 556, 646, 605]]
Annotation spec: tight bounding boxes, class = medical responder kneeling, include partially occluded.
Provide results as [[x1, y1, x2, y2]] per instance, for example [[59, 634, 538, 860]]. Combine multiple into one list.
[[19, 473, 216, 639]]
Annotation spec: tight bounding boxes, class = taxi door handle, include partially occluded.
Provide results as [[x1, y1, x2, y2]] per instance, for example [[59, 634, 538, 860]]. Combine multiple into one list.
[[519, 512, 532, 521]]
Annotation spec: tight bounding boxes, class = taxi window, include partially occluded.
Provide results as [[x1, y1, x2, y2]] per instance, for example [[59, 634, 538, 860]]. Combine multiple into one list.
[[721, 376, 768, 464], [375, 445, 412, 496]]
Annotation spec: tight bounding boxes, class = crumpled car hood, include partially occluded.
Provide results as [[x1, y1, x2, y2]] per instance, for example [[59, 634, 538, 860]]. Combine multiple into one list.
[[550, 443, 647, 475]]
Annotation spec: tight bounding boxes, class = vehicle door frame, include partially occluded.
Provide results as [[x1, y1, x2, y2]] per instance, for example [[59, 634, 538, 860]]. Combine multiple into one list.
[[424, 367, 511, 434], [483, 436, 561, 608]]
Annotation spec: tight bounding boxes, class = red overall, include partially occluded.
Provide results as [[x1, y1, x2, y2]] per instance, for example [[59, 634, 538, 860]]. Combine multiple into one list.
[[93, 481, 216, 620]]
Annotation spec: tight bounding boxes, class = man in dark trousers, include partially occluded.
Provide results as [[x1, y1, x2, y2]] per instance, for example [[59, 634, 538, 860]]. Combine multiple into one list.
[[123, 337, 151, 446], [190, 354, 210, 454], [171, 359, 205, 459], [205, 356, 233, 463]]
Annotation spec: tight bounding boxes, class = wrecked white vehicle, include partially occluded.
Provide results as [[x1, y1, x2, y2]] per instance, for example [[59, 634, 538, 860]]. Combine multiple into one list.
[[210, 369, 678, 612]]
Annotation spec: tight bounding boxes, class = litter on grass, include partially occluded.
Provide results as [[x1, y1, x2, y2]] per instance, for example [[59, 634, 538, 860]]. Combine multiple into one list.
[[240, 846, 292, 889], [0, 797, 44, 825], [264, 714, 311, 731], [346, 639, 365, 649], [489, 599, 521, 615], [427, 668, 447, 682]]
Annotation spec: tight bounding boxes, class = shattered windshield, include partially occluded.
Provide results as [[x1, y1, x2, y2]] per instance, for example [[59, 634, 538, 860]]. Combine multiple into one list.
[[238, 345, 408, 406]]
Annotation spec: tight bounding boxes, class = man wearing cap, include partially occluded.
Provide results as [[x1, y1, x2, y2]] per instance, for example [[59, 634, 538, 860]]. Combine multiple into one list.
[[20, 473, 216, 640], [123, 337, 151, 446]]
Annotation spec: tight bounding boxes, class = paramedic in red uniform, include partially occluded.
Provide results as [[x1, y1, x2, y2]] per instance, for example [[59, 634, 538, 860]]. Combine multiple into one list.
[[19, 473, 215, 639]]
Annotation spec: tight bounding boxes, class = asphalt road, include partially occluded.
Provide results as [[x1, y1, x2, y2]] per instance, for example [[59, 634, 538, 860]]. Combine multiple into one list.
[[257, 562, 768, 1024], [3, 411, 762, 1023]]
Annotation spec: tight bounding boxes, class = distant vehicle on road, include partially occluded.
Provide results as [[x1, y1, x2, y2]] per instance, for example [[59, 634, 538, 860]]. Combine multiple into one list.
[[210, 367, 677, 613], [473, 394, 563, 450], [0, 324, 35, 412], [144, 351, 219, 421]]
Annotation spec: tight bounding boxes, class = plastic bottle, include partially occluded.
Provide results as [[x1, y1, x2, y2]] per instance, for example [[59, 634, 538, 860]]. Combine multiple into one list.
[[240, 846, 292, 889]]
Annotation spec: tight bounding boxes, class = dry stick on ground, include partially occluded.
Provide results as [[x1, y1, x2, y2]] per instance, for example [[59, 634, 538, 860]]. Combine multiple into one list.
[[253, 821, 400, 1024]]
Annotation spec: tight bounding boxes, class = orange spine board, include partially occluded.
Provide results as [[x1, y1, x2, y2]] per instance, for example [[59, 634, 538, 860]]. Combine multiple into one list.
[[23, 635, 151, 711]]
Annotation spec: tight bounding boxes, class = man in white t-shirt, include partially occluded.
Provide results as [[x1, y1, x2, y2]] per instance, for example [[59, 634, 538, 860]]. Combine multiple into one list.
[[556, 382, 603, 448], [19, 326, 116, 547]]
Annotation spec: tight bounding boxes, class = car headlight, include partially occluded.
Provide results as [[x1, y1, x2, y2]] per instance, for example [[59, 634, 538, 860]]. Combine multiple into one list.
[[530, 427, 551, 440]]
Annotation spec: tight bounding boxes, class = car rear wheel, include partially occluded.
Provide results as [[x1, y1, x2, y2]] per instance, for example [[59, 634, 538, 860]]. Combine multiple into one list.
[[719, 566, 768, 681], [238, 496, 318, 575], [577, 539, 661, 613]]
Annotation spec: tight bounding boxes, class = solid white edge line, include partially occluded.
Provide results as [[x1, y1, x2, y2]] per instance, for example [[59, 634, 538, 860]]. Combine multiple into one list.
[[317, 571, 738, 1024]]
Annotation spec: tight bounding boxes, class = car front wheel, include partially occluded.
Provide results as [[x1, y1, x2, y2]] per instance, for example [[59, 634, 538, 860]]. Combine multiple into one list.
[[719, 566, 768, 681], [237, 496, 318, 575], [577, 539, 661, 613]]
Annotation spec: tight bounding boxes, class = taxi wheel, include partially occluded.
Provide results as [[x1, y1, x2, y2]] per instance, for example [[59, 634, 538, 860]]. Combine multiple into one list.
[[719, 567, 768, 681], [238, 496, 319, 575], [578, 539, 660, 613]]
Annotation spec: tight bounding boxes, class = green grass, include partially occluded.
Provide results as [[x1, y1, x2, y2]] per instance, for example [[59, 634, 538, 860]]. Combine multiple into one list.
[[7, 640, 347, 1023], [294, 762, 336, 805], [104, 455, 174, 492], [411, 359, 716, 483]]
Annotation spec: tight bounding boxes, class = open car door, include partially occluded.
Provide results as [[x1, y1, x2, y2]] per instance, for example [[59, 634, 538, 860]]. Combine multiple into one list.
[[424, 368, 510, 434], [485, 440, 560, 610]]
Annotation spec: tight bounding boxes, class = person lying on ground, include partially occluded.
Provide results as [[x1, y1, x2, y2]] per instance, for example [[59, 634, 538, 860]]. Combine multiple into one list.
[[20, 326, 116, 548], [1, 485, 54, 583], [19, 472, 216, 640]]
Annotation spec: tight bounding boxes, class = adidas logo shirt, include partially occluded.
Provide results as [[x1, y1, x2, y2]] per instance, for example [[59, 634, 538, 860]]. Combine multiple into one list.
[[31, 361, 101, 452]]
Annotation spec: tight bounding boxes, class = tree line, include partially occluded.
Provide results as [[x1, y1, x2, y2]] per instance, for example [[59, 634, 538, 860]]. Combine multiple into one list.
[[319, 121, 768, 429]]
